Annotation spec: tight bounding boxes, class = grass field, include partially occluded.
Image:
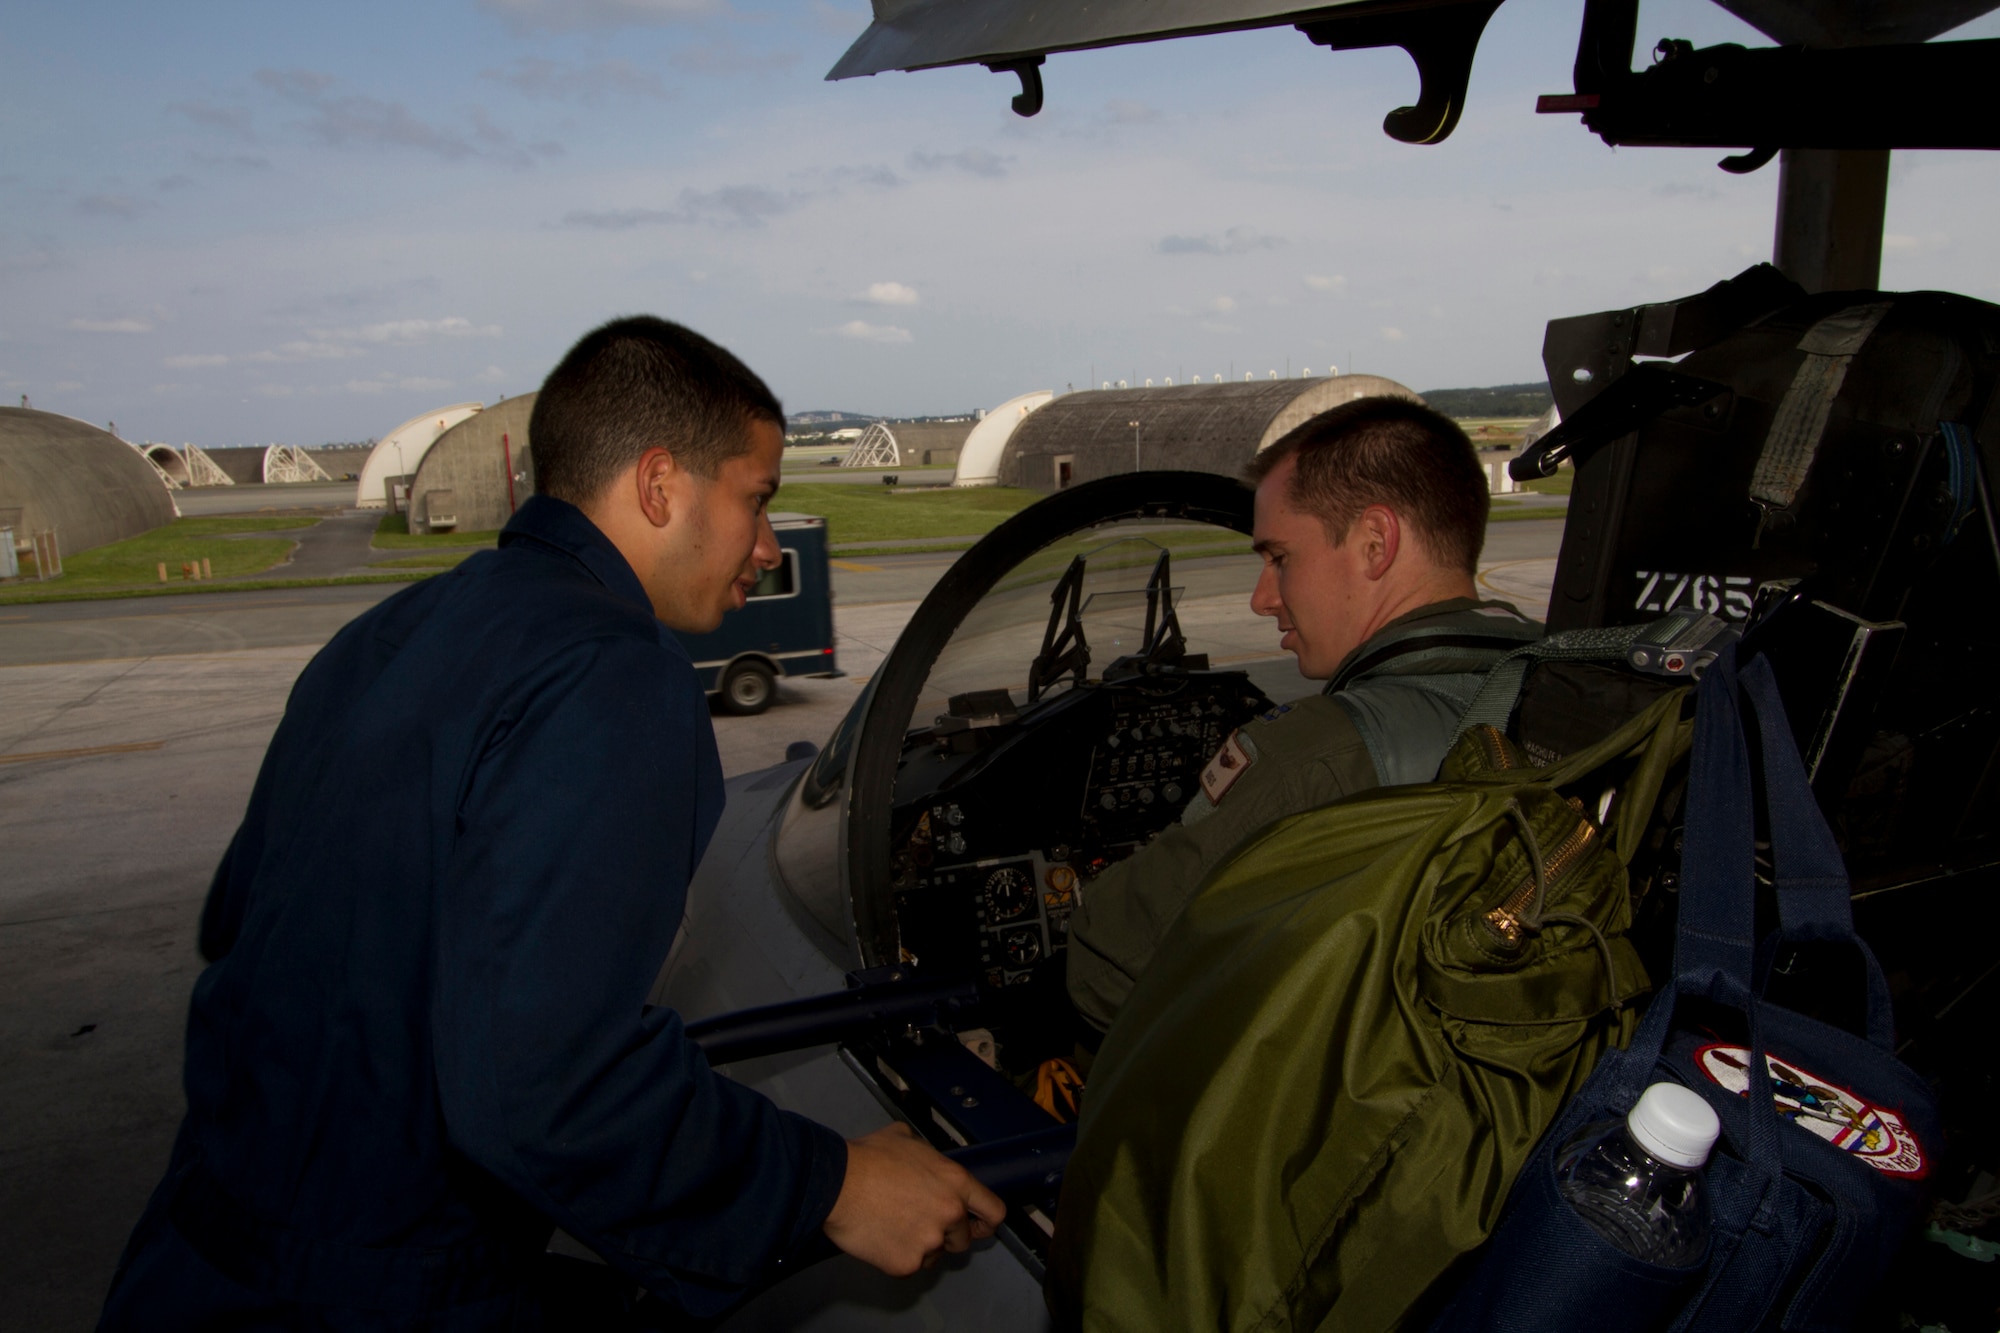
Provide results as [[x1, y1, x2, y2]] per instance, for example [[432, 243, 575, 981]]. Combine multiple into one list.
[[372, 514, 502, 549], [7, 468, 1568, 604], [0, 516, 314, 602], [776, 483, 1042, 543]]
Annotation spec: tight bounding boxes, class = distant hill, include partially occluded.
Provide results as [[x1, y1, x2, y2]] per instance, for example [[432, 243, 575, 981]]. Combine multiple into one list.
[[789, 410, 981, 427], [1419, 383, 1552, 419]]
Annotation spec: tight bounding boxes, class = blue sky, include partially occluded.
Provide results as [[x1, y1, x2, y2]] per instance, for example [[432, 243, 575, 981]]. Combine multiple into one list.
[[5, 0, 1997, 445]]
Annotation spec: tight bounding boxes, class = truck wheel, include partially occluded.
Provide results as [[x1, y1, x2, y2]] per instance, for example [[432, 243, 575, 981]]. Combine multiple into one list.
[[720, 661, 777, 716]]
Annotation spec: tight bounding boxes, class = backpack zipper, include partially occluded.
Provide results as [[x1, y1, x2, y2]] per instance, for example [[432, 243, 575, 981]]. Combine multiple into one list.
[[1474, 724, 1515, 772], [1485, 800, 1596, 943]]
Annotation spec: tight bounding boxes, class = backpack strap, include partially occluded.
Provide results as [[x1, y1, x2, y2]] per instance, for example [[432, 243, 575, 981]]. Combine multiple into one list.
[[1454, 625, 1654, 735], [1323, 604, 1542, 695], [1736, 655, 1896, 1049], [1453, 611, 1741, 737]]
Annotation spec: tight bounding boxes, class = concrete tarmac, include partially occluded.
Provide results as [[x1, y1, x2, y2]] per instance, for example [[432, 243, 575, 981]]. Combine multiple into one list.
[[172, 482, 359, 516], [0, 513, 1563, 1328]]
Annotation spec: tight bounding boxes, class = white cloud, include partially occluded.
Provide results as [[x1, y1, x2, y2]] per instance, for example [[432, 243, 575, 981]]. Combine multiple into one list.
[[164, 353, 230, 369], [831, 320, 912, 344], [565, 185, 797, 230], [475, 365, 506, 382], [1102, 99, 1162, 125], [344, 316, 502, 344], [1210, 296, 1237, 313], [67, 317, 153, 334], [907, 147, 1012, 179], [1381, 327, 1406, 342], [861, 281, 919, 306], [1884, 233, 1950, 253], [244, 341, 362, 362], [1159, 227, 1284, 256], [345, 374, 455, 395], [1303, 274, 1347, 293]]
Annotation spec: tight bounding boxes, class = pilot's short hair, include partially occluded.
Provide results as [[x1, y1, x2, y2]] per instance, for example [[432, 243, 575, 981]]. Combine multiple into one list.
[[1245, 396, 1489, 575], [530, 315, 783, 504]]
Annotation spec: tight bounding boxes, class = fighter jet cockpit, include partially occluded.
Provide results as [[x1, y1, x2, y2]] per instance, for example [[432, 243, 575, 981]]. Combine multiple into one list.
[[654, 472, 1313, 1304], [775, 474, 1304, 1059]]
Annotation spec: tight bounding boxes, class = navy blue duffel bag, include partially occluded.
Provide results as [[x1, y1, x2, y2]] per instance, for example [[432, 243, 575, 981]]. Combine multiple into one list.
[[1435, 646, 1942, 1333]]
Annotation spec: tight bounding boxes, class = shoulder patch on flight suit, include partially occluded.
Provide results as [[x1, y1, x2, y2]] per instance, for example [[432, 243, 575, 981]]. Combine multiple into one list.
[[1199, 729, 1256, 805]]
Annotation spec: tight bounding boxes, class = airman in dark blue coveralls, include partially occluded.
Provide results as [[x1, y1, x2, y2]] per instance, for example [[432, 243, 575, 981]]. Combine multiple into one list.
[[99, 317, 1004, 1330]]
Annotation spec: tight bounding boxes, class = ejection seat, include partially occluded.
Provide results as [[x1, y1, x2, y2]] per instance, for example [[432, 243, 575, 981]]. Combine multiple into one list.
[[1501, 265, 2000, 1165]]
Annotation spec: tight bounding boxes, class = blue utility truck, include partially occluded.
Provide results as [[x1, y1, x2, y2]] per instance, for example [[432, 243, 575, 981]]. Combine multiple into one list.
[[673, 512, 839, 715]]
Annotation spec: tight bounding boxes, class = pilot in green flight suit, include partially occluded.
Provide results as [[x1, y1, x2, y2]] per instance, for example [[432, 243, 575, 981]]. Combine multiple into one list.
[[1066, 397, 1543, 1033]]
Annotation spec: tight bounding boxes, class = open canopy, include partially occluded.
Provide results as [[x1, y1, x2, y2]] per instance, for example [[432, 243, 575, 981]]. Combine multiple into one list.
[[830, 0, 2000, 151]]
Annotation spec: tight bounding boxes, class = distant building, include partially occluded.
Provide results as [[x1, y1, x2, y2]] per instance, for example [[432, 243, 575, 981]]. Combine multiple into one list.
[[309, 446, 372, 480], [951, 392, 1055, 487], [203, 447, 274, 486], [356, 404, 485, 510], [996, 375, 1422, 492], [407, 394, 536, 534], [0, 407, 177, 557], [837, 419, 979, 468]]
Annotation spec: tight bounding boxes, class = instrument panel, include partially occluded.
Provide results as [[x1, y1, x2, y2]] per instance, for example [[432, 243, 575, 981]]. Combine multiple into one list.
[[887, 670, 1271, 1022]]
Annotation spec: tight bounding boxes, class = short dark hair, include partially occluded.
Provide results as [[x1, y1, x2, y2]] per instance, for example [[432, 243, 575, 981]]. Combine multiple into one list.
[[1245, 396, 1489, 574], [529, 316, 783, 504]]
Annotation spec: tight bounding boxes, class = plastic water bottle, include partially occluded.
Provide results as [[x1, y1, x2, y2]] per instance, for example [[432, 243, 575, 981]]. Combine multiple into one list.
[[1554, 1082, 1721, 1267]]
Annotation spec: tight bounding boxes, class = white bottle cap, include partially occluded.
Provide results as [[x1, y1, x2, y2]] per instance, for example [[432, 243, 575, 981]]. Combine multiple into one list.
[[1626, 1083, 1721, 1169]]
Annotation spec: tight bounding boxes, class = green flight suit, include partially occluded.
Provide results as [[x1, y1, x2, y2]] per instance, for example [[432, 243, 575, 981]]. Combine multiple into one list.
[[1065, 598, 1542, 1033]]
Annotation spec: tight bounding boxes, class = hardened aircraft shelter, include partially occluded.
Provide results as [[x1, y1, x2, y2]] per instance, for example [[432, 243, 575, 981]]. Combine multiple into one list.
[[951, 391, 1056, 486], [996, 375, 1421, 492], [406, 394, 536, 534], [0, 407, 177, 555], [837, 419, 978, 469], [355, 403, 484, 509], [203, 448, 273, 486]]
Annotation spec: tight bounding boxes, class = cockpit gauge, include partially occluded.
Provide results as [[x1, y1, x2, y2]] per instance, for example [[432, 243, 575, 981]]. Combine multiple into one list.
[[1043, 864, 1078, 906], [984, 866, 1034, 921], [1002, 930, 1042, 967]]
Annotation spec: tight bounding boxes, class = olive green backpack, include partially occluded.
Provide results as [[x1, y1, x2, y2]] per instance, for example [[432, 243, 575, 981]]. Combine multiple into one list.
[[1048, 690, 1693, 1333]]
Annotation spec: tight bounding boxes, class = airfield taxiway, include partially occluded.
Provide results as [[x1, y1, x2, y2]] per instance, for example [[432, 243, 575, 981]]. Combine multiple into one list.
[[0, 515, 1561, 1328]]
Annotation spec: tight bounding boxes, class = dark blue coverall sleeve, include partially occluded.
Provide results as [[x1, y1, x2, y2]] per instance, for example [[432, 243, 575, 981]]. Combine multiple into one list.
[[431, 633, 845, 1311]]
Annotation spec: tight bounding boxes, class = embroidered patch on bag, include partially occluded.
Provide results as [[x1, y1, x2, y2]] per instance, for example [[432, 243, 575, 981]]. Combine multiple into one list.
[[1694, 1043, 1927, 1177], [1199, 730, 1254, 805]]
